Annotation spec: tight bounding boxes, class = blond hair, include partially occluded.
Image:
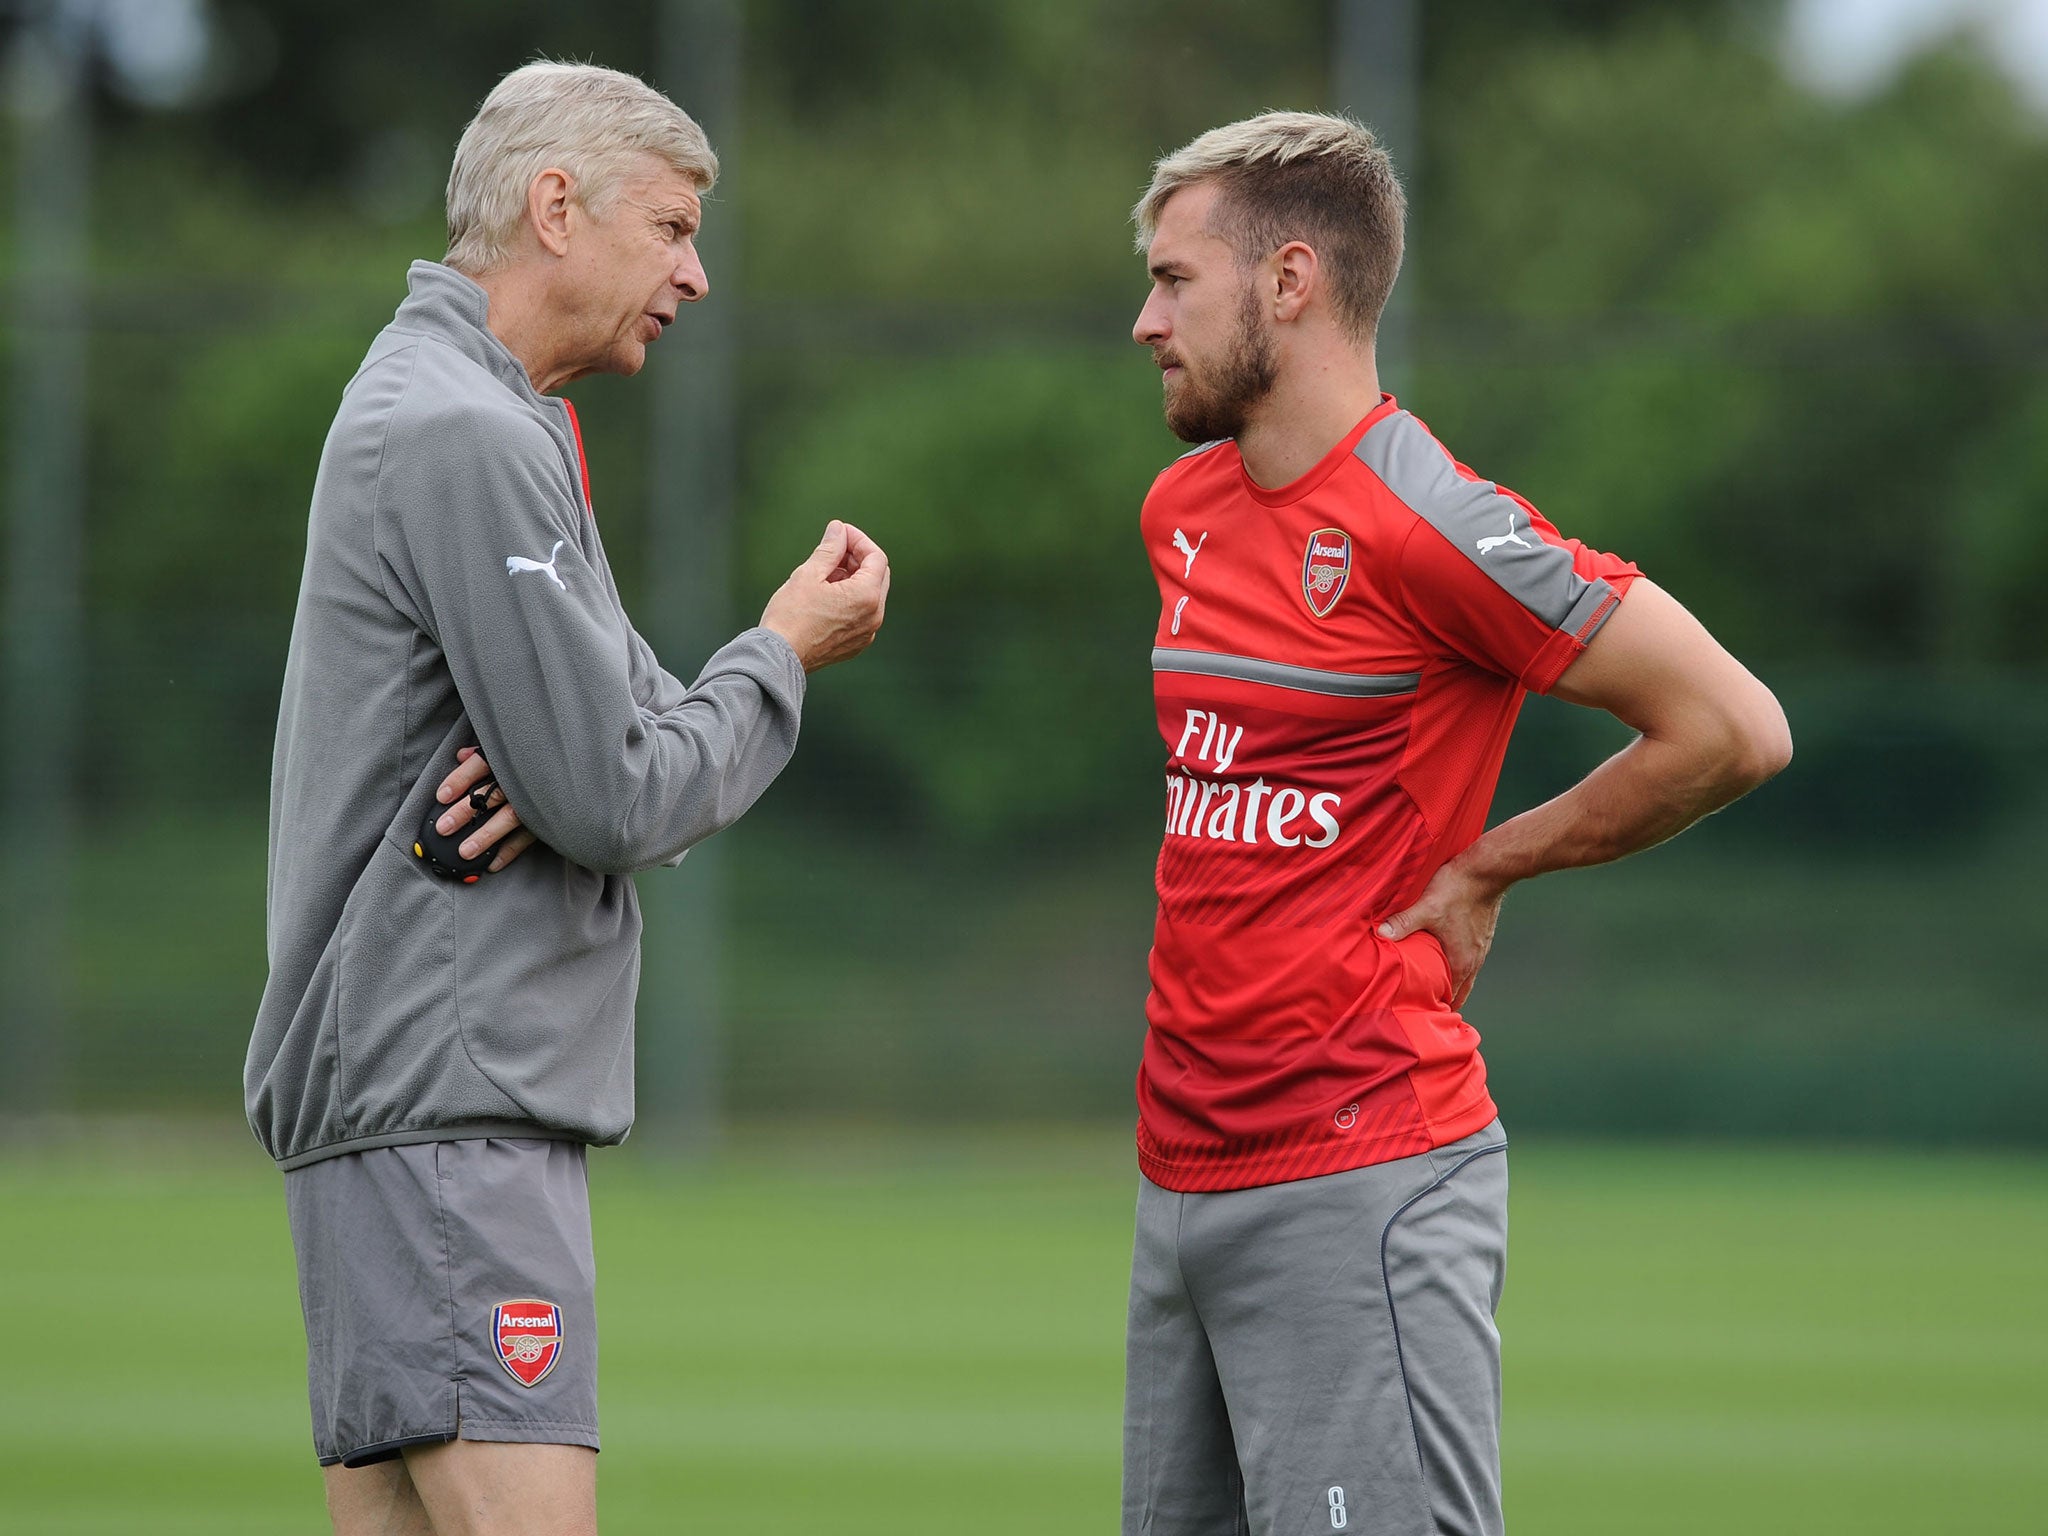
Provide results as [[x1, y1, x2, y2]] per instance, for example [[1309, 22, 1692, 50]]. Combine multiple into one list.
[[445, 61, 718, 275], [1134, 111, 1405, 342]]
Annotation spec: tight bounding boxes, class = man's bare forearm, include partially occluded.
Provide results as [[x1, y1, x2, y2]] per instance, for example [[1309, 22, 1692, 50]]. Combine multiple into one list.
[[1448, 715, 1780, 897], [1377, 582, 1791, 1007]]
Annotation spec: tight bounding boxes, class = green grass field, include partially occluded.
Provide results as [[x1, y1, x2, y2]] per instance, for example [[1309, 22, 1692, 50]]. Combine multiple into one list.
[[3, 1129, 2042, 1534]]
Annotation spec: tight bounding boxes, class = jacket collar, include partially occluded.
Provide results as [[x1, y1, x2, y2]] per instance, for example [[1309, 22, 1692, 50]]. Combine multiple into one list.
[[390, 260, 547, 405]]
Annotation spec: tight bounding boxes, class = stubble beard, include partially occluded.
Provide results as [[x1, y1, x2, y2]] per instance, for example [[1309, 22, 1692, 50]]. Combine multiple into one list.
[[1161, 285, 1278, 444]]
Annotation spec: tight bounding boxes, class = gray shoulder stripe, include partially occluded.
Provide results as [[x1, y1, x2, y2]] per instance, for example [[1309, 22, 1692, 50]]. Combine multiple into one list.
[[1174, 438, 1230, 461], [1153, 647, 1420, 698], [1354, 411, 1595, 632]]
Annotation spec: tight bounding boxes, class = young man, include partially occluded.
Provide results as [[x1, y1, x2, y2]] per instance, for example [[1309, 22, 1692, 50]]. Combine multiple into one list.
[[1124, 113, 1789, 1536], [244, 63, 888, 1536]]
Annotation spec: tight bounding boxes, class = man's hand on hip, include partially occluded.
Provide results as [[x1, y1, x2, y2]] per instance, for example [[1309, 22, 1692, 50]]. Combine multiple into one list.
[[1377, 862, 1508, 1008], [434, 746, 538, 872], [761, 520, 890, 672]]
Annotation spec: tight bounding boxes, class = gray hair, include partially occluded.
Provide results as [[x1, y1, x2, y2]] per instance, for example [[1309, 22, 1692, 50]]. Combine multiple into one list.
[[445, 61, 718, 275], [1134, 111, 1405, 342]]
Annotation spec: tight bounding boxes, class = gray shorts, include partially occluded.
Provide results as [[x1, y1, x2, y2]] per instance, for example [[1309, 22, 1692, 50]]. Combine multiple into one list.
[[284, 1136, 599, 1468], [1123, 1121, 1509, 1536]]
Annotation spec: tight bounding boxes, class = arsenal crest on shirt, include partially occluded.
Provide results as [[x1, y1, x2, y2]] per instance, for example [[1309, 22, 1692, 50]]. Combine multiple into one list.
[[491, 1298, 563, 1388], [1302, 527, 1352, 618]]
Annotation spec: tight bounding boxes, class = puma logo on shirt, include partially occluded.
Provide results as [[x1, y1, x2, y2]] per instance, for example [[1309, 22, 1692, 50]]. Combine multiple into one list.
[[1474, 510, 1531, 557], [507, 540, 567, 590]]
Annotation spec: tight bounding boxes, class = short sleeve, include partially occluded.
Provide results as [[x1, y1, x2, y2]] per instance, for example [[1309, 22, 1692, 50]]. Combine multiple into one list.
[[1351, 410, 1640, 693], [1397, 487, 1640, 693]]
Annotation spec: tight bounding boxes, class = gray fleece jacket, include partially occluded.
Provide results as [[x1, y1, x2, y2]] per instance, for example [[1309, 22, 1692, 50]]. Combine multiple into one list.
[[245, 261, 804, 1171]]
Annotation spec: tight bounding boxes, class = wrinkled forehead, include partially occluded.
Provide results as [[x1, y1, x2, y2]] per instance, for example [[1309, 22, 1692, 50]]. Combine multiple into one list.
[[1147, 180, 1234, 266], [613, 153, 707, 216]]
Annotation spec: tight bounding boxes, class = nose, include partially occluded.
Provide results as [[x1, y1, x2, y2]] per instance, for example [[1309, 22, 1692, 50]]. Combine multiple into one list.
[[1133, 290, 1168, 347], [674, 242, 708, 303]]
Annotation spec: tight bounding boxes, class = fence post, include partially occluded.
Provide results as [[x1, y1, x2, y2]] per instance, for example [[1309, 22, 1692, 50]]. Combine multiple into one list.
[[2, 1, 91, 1115], [1333, 0, 1419, 396], [633, 0, 744, 1153]]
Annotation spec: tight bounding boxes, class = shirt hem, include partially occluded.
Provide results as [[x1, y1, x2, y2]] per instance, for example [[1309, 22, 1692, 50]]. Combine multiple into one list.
[[1136, 1092, 1499, 1193], [1415, 1092, 1502, 1154]]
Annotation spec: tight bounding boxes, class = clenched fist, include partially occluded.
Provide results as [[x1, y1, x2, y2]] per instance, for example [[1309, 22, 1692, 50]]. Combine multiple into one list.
[[760, 519, 890, 672]]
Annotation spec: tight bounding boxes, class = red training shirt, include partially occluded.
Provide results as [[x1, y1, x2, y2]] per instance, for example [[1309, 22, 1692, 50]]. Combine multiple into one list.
[[1137, 396, 1640, 1193]]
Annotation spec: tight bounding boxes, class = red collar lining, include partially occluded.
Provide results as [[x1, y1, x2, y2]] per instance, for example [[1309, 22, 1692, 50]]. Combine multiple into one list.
[[562, 399, 595, 518]]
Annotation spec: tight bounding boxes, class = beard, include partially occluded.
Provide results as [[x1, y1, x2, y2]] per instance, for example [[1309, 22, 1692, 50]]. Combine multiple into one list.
[[1159, 285, 1278, 443]]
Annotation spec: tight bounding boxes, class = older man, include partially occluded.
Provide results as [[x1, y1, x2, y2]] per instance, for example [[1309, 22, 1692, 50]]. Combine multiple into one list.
[[244, 62, 887, 1535], [1123, 113, 1788, 1536]]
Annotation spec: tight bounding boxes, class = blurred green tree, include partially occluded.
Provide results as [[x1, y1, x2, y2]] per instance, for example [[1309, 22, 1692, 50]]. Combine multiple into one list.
[[740, 347, 1167, 846], [17, 0, 2047, 831]]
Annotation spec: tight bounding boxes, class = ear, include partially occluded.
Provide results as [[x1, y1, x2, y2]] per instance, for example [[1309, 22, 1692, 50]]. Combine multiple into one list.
[[1270, 240, 1318, 323], [526, 168, 575, 259]]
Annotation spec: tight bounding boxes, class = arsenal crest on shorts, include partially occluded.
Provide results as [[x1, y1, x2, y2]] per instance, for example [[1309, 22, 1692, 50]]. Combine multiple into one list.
[[1302, 527, 1352, 618], [491, 1298, 563, 1388]]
